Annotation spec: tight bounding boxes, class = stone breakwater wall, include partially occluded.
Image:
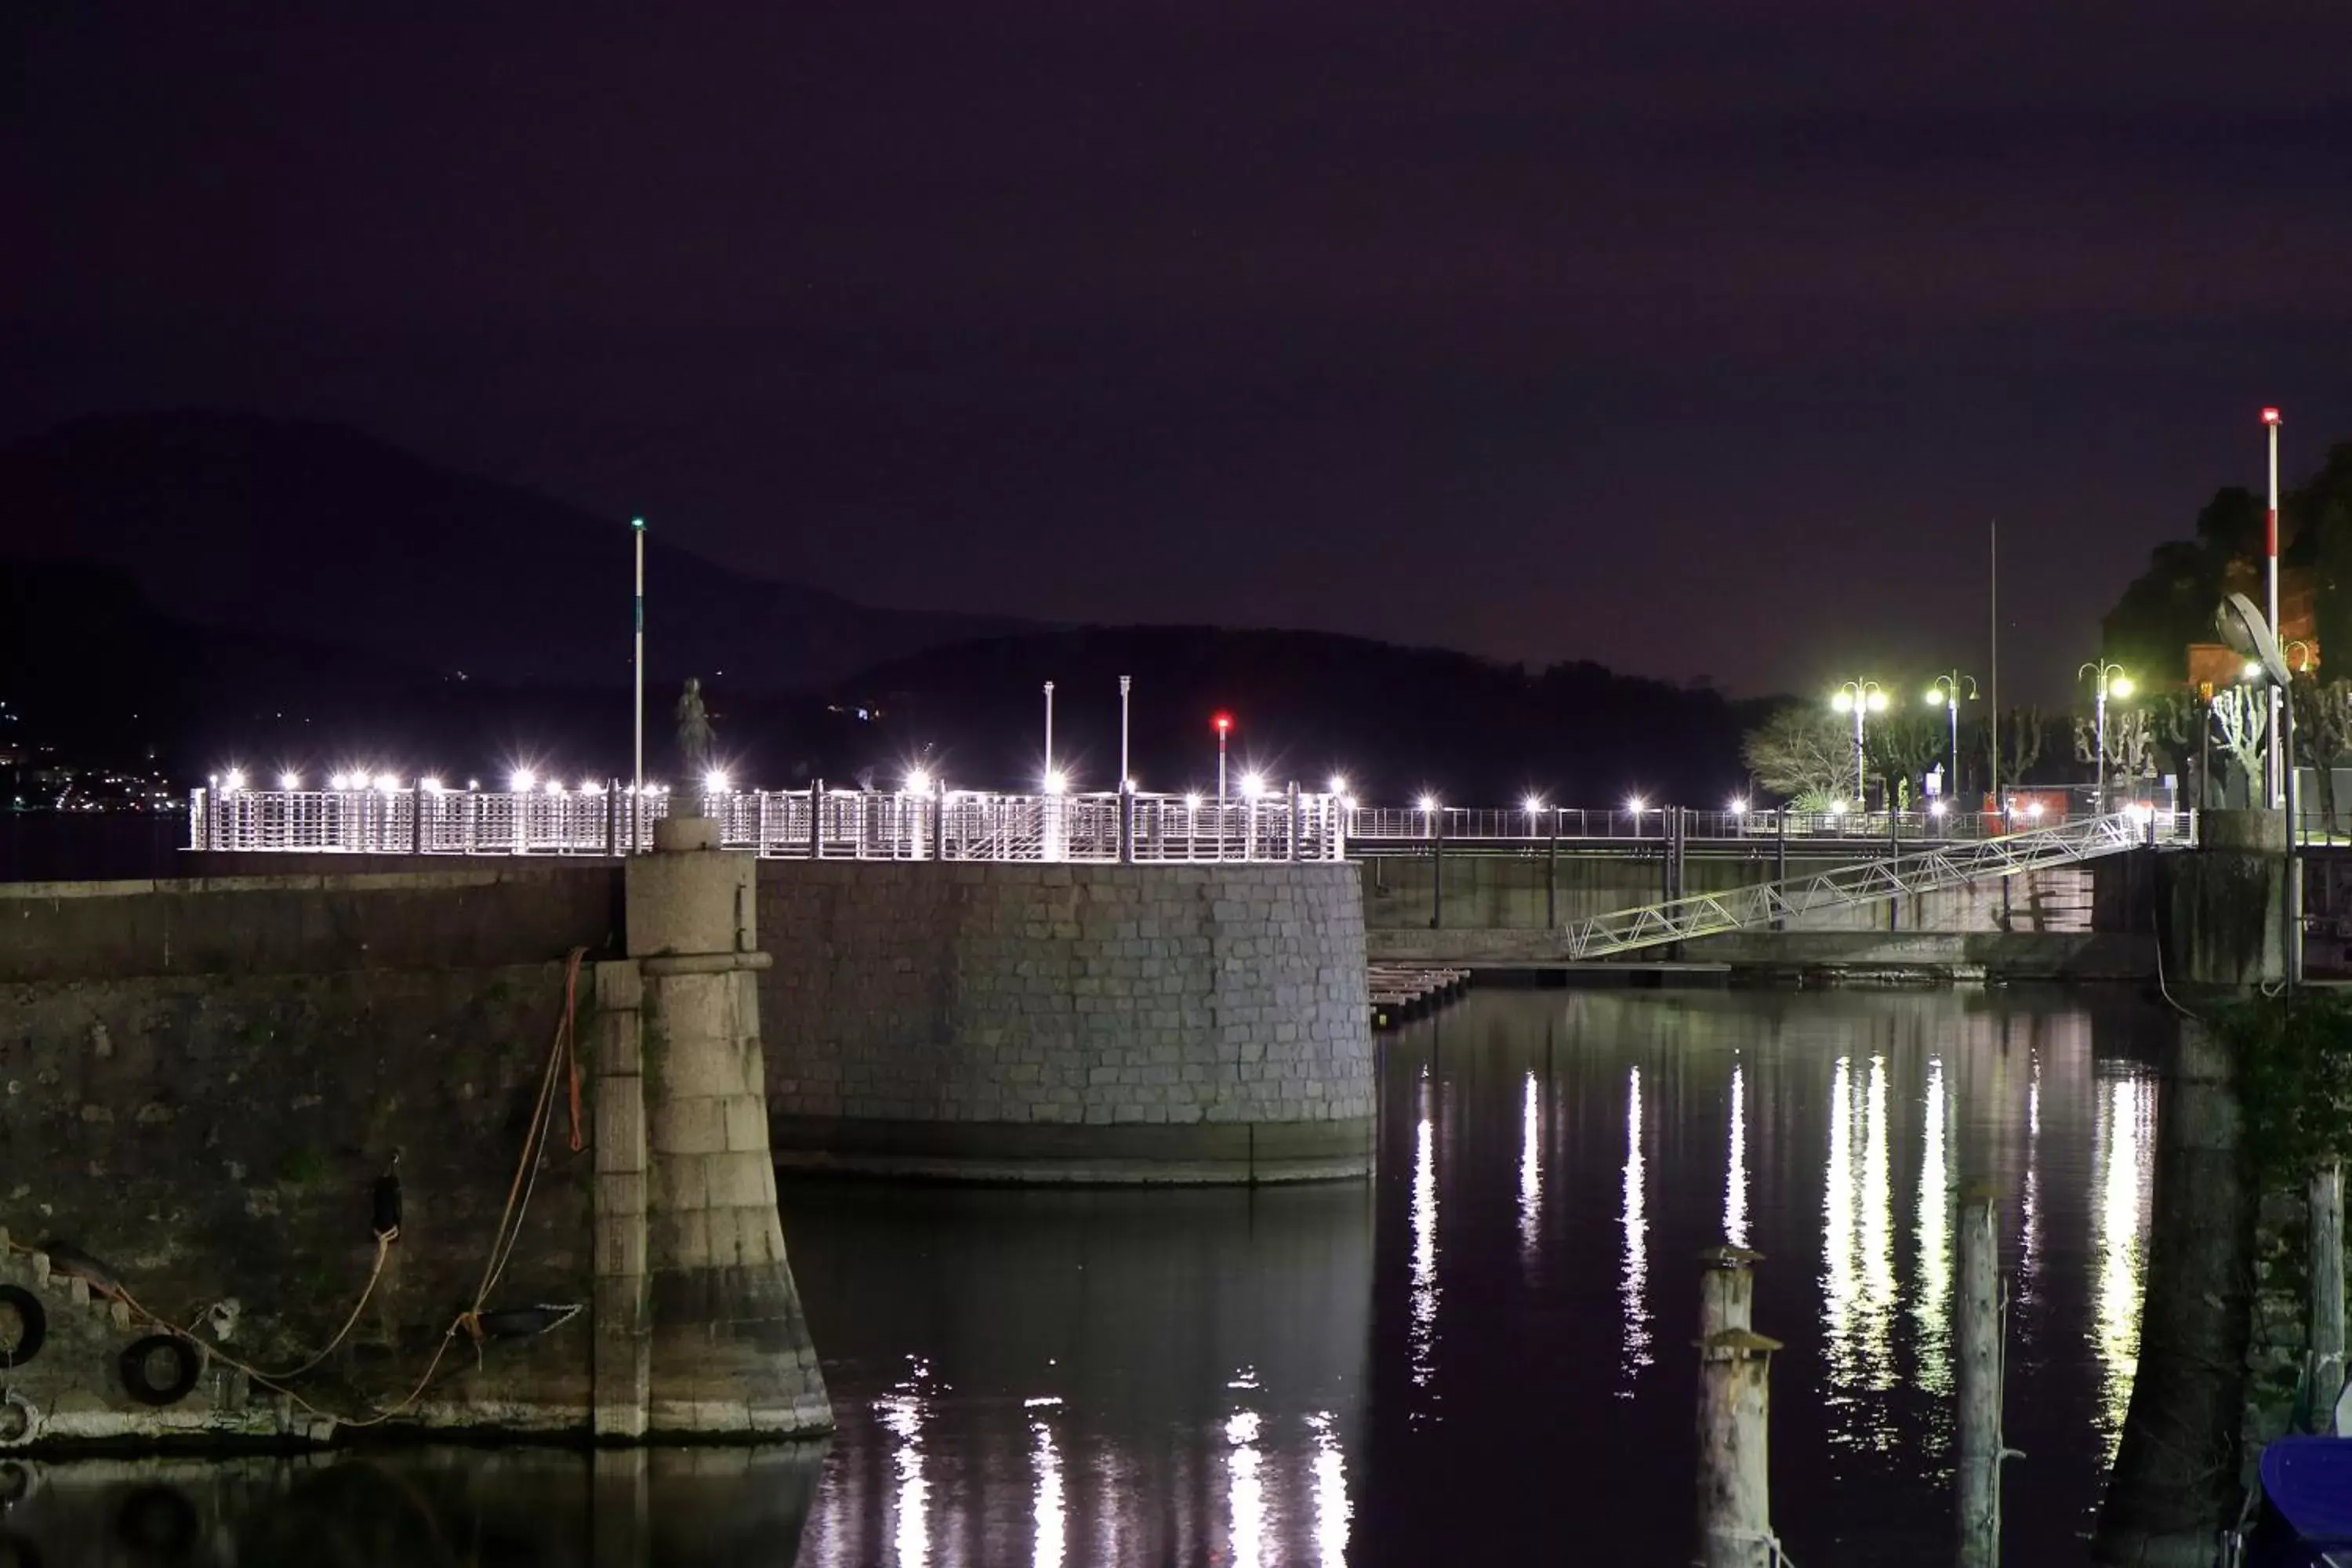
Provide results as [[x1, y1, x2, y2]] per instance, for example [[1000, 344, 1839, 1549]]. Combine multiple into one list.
[[757, 862, 1377, 1182], [0, 847, 830, 1450], [0, 867, 622, 1446]]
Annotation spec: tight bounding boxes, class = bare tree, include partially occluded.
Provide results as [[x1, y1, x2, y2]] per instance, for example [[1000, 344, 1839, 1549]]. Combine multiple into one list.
[[2209, 686, 2268, 804], [1741, 706, 1857, 802]]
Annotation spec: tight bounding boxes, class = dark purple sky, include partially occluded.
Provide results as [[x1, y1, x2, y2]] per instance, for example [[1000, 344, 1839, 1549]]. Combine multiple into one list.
[[7, 3, 2350, 699]]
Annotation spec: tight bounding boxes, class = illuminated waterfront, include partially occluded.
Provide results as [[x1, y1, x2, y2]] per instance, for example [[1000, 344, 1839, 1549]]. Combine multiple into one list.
[[1, 989, 2158, 1565]]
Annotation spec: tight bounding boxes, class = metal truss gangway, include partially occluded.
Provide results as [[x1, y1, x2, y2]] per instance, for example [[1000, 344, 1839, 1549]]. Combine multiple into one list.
[[1564, 810, 2187, 960]]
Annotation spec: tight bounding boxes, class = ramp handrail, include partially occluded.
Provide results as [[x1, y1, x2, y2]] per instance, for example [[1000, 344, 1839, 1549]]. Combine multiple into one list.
[[1564, 810, 2183, 960]]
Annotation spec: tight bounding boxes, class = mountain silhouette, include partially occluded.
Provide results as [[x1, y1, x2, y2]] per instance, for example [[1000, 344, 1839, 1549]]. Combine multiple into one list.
[[2, 411, 1025, 691]]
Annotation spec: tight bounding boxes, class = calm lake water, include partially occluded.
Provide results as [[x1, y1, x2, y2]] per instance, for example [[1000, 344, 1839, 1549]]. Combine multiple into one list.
[[2, 987, 2165, 1566]]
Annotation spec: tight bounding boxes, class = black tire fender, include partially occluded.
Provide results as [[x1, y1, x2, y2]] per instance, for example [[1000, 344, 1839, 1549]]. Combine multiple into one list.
[[117, 1336, 202, 1408], [0, 1289, 44, 1370]]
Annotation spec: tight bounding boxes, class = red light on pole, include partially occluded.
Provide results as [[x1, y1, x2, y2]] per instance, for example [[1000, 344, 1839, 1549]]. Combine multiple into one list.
[[2262, 406, 2283, 426], [1212, 712, 1232, 733], [1211, 713, 1232, 803]]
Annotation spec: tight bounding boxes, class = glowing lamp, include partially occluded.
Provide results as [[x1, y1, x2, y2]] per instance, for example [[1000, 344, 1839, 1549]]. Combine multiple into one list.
[[375, 774, 401, 793], [1828, 799, 1848, 815], [1212, 713, 1233, 734], [1523, 794, 1544, 815], [704, 769, 730, 793], [1867, 689, 1888, 713], [280, 771, 300, 790], [420, 777, 445, 793], [1327, 775, 1348, 797], [1185, 793, 1203, 811], [222, 768, 246, 793], [1626, 795, 1646, 814], [1730, 797, 1748, 815], [510, 769, 535, 793], [2263, 407, 2282, 426], [1832, 691, 1853, 713], [1417, 793, 1438, 814], [1240, 771, 1266, 799], [905, 768, 933, 796], [2108, 674, 2133, 699], [1044, 769, 1069, 796]]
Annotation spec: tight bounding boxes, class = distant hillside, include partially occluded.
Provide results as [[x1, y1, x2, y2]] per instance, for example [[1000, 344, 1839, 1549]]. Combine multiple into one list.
[[1, 412, 1026, 693], [830, 625, 1774, 805]]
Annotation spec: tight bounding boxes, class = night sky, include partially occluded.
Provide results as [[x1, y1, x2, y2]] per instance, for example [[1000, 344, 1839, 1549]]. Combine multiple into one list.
[[8, 4, 2350, 700]]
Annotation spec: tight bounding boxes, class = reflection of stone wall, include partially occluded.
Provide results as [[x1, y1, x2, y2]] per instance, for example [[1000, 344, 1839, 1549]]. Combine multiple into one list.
[[782, 1178, 1370, 1565], [0, 1446, 826, 1566], [758, 862, 1375, 1181]]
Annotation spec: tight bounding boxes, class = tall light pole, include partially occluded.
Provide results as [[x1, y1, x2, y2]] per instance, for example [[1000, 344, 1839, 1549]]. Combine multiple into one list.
[[1831, 681, 1888, 808], [2079, 660, 2132, 811], [631, 517, 646, 828], [1119, 676, 1132, 791], [2264, 405, 2285, 807], [1043, 681, 1055, 788], [1213, 711, 1233, 804], [1925, 671, 1980, 800]]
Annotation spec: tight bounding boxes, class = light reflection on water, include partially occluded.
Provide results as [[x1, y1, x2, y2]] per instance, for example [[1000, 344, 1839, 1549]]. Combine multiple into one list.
[[2092, 1073, 2158, 1460], [2, 990, 2166, 1567], [1724, 1058, 1750, 1250], [1519, 1069, 1543, 1258], [1620, 1062, 1653, 1392], [1915, 1055, 1952, 1405], [1410, 1070, 1440, 1403]]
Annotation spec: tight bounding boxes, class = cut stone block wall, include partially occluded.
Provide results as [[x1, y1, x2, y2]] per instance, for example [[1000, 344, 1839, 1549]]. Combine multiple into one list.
[[756, 861, 1375, 1182]]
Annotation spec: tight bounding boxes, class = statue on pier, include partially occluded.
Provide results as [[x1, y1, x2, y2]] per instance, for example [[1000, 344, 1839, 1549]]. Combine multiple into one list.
[[675, 678, 715, 776]]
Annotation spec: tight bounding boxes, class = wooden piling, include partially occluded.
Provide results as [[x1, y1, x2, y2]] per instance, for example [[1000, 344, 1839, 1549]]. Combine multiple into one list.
[[1956, 1192, 2002, 1568], [2313, 1160, 2346, 1429], [1697, 1247, 1777, 1568]]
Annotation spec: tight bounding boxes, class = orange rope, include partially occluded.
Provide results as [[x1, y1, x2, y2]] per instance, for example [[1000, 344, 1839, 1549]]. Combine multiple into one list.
[[37, 946, 597, 1432]]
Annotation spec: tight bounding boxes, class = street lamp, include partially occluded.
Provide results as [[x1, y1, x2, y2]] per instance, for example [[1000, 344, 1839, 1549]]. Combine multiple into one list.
[[2079, 660, 2133, 811], [1212, 712, 1234, 804], [1923, 670, 1980, 805], [2264, 406, 2284, 805], [1831, 681, 1889, 808]]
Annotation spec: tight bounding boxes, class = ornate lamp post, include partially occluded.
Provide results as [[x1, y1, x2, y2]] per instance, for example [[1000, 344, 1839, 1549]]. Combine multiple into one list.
[[1924, 671, 1980, 804], [2078, 660, 2133, 811], [1831, 681, 1889, 808]]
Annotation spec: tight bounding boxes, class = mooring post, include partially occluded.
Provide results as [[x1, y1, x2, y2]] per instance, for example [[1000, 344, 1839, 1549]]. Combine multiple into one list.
[[1697, 1246, 1777, 1568], [2313, 1159, 2346, 1425], [1957, 1191, 2005, 1567]]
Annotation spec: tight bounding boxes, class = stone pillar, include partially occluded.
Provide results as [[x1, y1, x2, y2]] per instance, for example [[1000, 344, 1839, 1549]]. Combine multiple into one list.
[[624, 816, 830, 1437], [592, 959, 652, 1439], [2160, 808, 2290, 987]]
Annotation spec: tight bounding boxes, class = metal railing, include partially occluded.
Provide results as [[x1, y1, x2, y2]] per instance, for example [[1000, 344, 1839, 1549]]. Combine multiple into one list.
[[1563, 809, 2191, 960], [1344, 805, 2096, 848], [189, 786, 1348, 864]]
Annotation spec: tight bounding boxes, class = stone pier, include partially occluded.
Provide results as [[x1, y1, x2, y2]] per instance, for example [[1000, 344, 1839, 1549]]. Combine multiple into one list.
[[596, 816, 829, 1436]]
